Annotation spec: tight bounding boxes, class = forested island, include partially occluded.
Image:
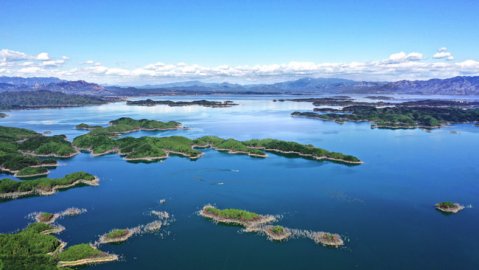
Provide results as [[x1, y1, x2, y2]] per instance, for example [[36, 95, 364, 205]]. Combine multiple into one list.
[[0, 222, 117, 269], [73, 121, 361, 164], [76, 117, 183, 135], [292, 106, 479, 129], [289, 97, 479, 129], [99, 228, 136, 244], [0, 90, 117, 110], [199, 205, 277, 227], [126, 99, 238, 108], [0, 172, 98, 200]]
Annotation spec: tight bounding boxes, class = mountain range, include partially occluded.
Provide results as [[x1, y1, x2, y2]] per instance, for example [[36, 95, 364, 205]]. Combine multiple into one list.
[[1, 76, 479, 96]]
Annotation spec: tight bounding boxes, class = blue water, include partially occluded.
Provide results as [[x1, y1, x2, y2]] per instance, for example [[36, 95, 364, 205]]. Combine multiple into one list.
[[1, 96, 479, 270]]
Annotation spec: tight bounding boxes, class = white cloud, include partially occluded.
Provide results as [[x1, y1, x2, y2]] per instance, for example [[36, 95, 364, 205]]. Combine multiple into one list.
[[0, 48, 478, 84], [387, 51, 424, 63], [433, 47, 454, 60], [36, 52, 50, 61]]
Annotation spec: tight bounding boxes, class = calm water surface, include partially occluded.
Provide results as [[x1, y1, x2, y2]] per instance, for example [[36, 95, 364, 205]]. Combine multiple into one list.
[[1, 95, 479, 270]]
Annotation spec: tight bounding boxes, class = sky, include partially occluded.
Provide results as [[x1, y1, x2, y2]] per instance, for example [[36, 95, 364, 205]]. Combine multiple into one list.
[[1, 0, 479, 85]]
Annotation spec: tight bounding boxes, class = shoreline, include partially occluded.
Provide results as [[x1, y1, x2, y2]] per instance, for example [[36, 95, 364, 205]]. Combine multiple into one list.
[[57, 254, 119, 267]]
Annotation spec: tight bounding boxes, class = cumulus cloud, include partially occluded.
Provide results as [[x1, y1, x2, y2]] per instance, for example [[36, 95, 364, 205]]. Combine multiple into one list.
[[433, 47, 454, 60], [387, 51, 424, 63], [0, 48, 478, 84]]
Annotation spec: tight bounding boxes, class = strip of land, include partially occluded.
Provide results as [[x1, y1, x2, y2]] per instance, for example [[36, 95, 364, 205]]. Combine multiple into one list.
[[127, 99, 238, 108]]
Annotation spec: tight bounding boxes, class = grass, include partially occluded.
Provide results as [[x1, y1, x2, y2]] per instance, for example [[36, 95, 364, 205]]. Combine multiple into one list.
[[204, 206, 260, 221]]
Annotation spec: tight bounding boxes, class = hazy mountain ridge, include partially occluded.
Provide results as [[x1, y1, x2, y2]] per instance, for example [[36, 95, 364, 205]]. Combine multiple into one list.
[[0, 76, 479, 96]]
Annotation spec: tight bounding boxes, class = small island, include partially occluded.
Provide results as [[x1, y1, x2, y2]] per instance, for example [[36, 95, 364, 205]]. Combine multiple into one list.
[[127, 99, 238, 108], [263, 225, 292, 241], [0, 112, 6, 118], [435, 202, 465, 214], [0, 172, 99, 200], [99, 228, 136, 244], [57, 244, 118, 267], [35, 212, 59, 223], [312, 232, 345, 247], [76, 123, 102, 130], [199, 205, 276, 228]]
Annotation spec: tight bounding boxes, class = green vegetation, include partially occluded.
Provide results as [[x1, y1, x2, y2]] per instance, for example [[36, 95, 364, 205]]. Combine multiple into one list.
[[204, 206, 260, 221], [0, 223, 61, 269], [293, 105, 479, 129], [16, 167, 48, 177], [0, 90, 109, 110], [105, 229, 129, 239], [0, 172, 96, 198], [0, 113, 6, 118], [270, 225, 285, 234], [94, 117, 182, 135], [57, 244, 103, 262], [18, 135, 76, 157]]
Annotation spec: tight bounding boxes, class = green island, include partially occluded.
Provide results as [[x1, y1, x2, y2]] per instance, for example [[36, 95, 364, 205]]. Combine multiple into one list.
[[73, 120, 361, 164], [435, 201, 465, 214], [0, 172, 99, 200], [126, 99, 238, 108], [292, 105, 479, 129], [0, 113, 6, 118], [78, 117, 183, 135], [99, 228, 135, 244], [199, 205, 276, 227]]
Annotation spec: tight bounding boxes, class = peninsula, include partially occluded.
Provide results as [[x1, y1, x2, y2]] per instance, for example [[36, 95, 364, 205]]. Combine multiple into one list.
[[0, 172, 99, 200], [126, 99, 238, 108]]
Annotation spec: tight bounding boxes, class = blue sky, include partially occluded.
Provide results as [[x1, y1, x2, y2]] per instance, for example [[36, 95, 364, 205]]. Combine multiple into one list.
[[1, 0, 479, 84]]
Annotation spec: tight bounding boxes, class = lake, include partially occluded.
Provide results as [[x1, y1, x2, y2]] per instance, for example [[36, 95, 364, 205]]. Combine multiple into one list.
[[1, 95, 479, 270]]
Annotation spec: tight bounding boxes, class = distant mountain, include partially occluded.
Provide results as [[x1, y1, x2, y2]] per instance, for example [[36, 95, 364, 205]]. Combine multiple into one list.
[[373, 76, 479, 95], [0, 77, 108, 95], [1, 76, 479, 96], [0, 76, 63, 86]]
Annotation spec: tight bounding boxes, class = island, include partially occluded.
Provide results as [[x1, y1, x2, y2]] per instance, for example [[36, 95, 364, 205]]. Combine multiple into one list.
[[0, 113, 6, 118], [35, 212, 58, 223], [262, 225, 292, 241], [435, 202, 465, 214], [293, 105, 479, 129], [72, 120, 361, 164], [99, 228, 136, 244], [312, 232, 345, 247], [199, 204, 276, 228], [57, 244, 118, 267], [126, 99, 238, 108], [75, 123, 102, 130], [0, 172, 99, 200]]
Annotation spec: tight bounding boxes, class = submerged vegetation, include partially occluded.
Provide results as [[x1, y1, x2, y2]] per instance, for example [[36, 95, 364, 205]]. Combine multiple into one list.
[[0, 172, 98, 200]]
